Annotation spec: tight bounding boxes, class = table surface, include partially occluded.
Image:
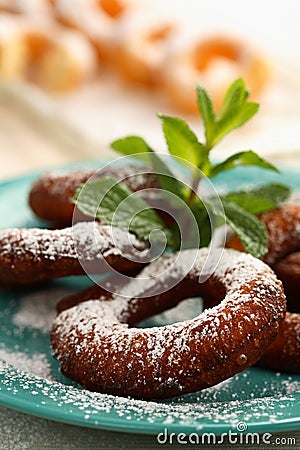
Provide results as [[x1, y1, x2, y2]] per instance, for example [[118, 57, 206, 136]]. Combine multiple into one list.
[[0, 405, 299, 450]]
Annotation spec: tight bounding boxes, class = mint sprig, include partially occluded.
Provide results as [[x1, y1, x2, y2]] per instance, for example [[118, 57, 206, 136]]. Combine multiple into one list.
[[75, 78, 291, 258], [74, 177, 173, 244]]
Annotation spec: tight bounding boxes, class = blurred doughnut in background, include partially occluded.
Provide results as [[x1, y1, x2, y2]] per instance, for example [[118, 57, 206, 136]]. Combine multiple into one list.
[[163, 33, 269, 113], [0, 0, 299, 180], [0, 0, 271, 112]]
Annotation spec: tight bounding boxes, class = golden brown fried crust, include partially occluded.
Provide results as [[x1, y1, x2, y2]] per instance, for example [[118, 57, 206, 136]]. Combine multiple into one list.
[[227, 204, 300, 373], [57, 283, 113, 313], [273, 252, 300, 313], [29, 170, 94, 225], [51, 249, 286, 399], [258, 313, 300, 373], [29, 166, 159, 225], [227, 204, 300, 313], [0, 223, 147, 285]]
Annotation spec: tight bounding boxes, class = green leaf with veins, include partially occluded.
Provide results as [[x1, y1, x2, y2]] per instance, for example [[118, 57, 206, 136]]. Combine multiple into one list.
[[158, 114, 210, 172], [222, 199, 269, 258], [111, 134, 184, 198], [111, 135, 152, 161], [75, 78, 289, 259], [209, 151, 279, 178], [74, 177, 172, 244], [222, 183, 291, 215], [197, 78, 259, 150]]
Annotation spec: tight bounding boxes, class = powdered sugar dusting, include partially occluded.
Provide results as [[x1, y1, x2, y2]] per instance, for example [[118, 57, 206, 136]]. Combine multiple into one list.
[[0, 275, 299, 432], [0, 348, 53, 380], [0, 363, 299, 430], [52, 248, 285, 399], [12, 288, 76, 334], [0, 222, 147, 262]]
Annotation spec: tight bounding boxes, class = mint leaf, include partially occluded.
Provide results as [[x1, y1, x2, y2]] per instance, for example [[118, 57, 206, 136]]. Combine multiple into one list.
[[222, 199, 268, 258], [196, 85, 217, 149], [74, 177, 172, 244], [111, 135, 153, 157], [197, 78, 259, 149], [209, 151, 279, 178], [223, 183, 290, 215], [107, 78, 288, 259], [111, 134, 184, 197], [248, 183, 291, 205], [215, 103, 259, 148], [223, 194, 274, 215], [219, 78, 249, 117], [158, 114, 210, 172], [147, 150, 184, 198]]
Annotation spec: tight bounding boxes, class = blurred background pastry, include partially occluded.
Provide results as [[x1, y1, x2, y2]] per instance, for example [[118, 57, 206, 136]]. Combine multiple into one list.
[[0, 0, 299, 179], [0, 14, 29, 80], [0, 0, 271, 102], [54, 0, 134, 62], [28, 26, 98, 92], [163, 33, 269, 114], [113, 10, 177, 86]]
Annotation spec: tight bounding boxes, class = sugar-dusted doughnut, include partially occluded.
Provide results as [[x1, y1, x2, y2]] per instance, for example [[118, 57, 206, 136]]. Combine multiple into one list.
[[51, 248, 285, 399], [257, 313, 300, 374], [0, 14, 29, 81], [227, 203, 300, 373], [272, 252, 300, 313], [0, 223, 148, 285], [54, 0, 132, 61], [113, 11, 177, 86], [0, 13, 98, 91], [164, 34, 269, 114], [29, 165, 159, 225]]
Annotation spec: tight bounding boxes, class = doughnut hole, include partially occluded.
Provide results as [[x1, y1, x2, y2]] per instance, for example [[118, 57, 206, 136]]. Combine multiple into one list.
[[97, 0, 127, 19], [137, 297, 204, 328]]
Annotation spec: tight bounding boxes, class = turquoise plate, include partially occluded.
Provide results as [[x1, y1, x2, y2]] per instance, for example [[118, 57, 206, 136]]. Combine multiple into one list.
[[0, 164, 300, 435]]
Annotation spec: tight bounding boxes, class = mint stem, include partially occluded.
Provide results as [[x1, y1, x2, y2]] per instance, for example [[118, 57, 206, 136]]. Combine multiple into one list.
[[188, 173, 202, 204]]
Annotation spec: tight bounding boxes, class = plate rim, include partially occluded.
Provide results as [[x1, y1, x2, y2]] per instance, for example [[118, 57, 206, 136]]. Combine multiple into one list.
[[1, 165, 300, 436]]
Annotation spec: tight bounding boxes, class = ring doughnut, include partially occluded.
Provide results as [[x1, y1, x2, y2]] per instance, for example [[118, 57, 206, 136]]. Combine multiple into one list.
[[257, 313, 300, 374], [227, 203, 300, 373], [30, 27, 98, 93], [29, 166, 159, 225], [272, 252, 300, 313], [164, 34, 269, 114], [54, 0, 132, 62], [113, 11, 177, 86], [0, 223, 147, 285], [51, 248, 285, 399], [0, 13, 98, 91]]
